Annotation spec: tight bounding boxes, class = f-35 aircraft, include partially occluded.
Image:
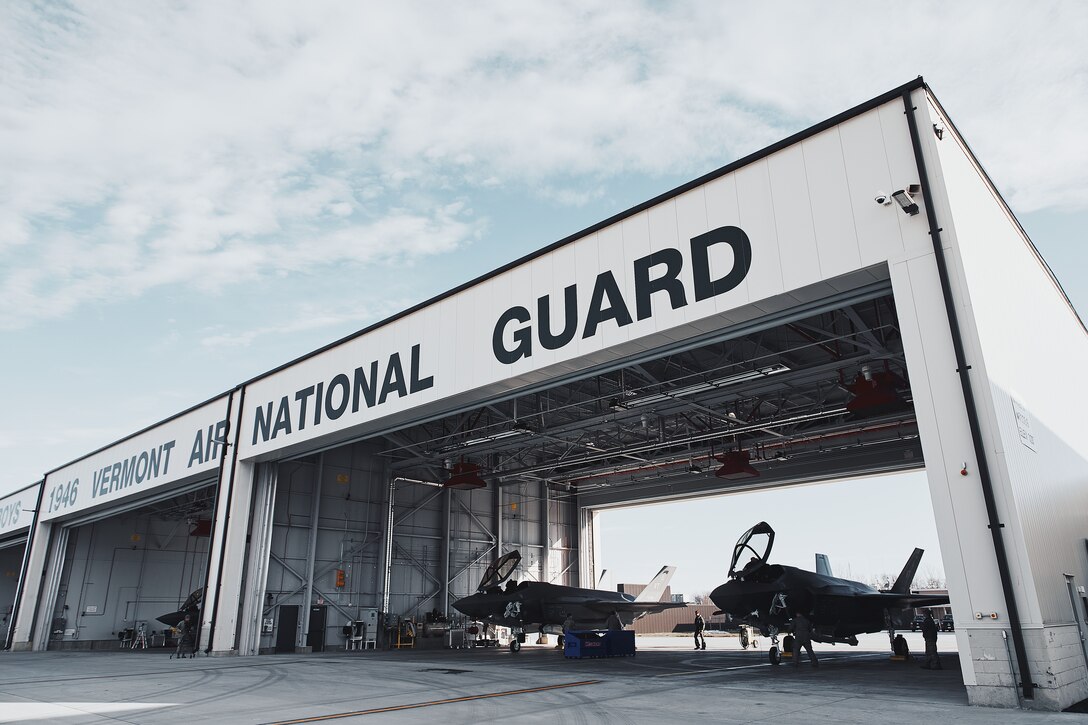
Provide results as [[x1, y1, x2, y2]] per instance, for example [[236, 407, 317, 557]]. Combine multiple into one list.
[[453, 550, 685, 651], [155, 588, 202, 629], [710, 522, 949, 664]]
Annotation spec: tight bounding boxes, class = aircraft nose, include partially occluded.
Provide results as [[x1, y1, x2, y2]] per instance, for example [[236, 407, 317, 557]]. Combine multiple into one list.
[[710, 582, 736, 611], [453, 593, 482, 618]]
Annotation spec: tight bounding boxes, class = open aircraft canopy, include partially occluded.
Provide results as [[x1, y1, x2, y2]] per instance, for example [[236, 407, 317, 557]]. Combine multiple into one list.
[[728, 521, 775, 579], [477, 550, 521, 591]]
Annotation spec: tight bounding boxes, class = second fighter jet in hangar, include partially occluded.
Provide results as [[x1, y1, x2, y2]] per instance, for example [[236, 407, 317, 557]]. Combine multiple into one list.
[[710, 522, 950, 664], [453, 550, 685, 651]]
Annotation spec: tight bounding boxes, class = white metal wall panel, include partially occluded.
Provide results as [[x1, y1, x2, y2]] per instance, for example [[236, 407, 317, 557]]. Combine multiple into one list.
[[803, 128, 863, 278], [929, 97, 1088, 626], [876, 101, 928, 259], [890, 254, 991, 686], [768, 143, 822, 292], [702, 173, 747, 327], [642, 201, 688, 340], [673, 186, 711, 328], [838, 112, 906, 267], [0, 483, 38, 539], [734, 159, 785, 302], [40, 397, 229, 523]]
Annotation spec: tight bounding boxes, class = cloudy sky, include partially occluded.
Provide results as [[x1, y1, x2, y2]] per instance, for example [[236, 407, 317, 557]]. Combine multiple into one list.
[[2, 2, 1085, 588]]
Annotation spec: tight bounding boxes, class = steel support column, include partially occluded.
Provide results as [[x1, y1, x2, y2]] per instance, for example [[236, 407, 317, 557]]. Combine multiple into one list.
[[380, 477, 396, 614], [441, 488, 451, 615], [541, 481, 550, 584], [301, 454, 324, 644]]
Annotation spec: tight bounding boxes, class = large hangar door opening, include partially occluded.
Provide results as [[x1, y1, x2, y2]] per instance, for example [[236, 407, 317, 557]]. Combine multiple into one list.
[[258, 447, 390, 654], [1, 539, 27, 641], [596, 471, 947, 620], [46, 485, 216, 650], [359, 282, 924, 621]]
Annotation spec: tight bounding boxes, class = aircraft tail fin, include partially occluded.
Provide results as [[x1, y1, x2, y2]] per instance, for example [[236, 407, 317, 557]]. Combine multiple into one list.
[[890, 548, 924, 594], [634, 565, 677, 603], [815, 553, 833, 578]]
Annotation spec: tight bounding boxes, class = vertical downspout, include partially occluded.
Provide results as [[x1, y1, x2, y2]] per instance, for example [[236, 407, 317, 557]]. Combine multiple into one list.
[[901, 87, 1034, 701], [301, 453, 325, 645], [3, 481, 46, 651], [204, 384, 244, 654]]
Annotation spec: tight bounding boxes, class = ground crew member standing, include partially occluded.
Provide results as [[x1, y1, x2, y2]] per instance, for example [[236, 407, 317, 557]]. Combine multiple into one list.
[[791, 611, 818, 667], [920, 611, 942, 669], [606, 611, 623, 631], [694, 612, 706, 650]]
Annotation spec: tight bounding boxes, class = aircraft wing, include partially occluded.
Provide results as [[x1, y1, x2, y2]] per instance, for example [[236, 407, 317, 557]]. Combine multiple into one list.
[[825, 592, 950, 609], [581, 600, 687, 615]]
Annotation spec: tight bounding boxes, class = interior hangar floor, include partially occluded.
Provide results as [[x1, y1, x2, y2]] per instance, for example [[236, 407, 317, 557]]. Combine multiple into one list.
[[1, 634, 1078, 724]]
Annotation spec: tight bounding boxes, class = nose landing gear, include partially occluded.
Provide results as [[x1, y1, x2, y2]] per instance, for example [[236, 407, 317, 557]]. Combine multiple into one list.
[[767, 627, 781, 665]]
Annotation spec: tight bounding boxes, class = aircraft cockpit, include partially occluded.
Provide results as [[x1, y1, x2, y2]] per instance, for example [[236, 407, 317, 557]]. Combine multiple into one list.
[[728, 521, 776, 580], [477, 550, 522, 592]]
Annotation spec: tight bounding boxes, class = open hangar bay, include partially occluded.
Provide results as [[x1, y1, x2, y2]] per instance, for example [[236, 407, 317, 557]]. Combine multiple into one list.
[[4, 78, 1087, 713]]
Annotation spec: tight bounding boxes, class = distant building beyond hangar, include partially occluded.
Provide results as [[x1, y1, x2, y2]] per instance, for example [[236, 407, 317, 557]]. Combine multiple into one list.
[[4, 78, 1087, 711]]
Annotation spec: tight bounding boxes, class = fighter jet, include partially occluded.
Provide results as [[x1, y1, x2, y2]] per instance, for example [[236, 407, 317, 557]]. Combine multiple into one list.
[[710, 522, 949, 664], [155, 589, 202, 629], [453, 550, 685, 651]]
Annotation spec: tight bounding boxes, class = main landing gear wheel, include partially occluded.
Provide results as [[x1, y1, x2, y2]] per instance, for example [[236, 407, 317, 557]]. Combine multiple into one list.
[[769, 646, 781, 665], [510, 639, 521, 652]]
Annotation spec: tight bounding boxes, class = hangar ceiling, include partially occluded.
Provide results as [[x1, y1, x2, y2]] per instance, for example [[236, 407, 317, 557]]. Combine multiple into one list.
[[374, 292, 921, 506]]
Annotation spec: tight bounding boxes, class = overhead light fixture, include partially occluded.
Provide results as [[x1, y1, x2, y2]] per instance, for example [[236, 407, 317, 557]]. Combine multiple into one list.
[[713, 450, 760, 480], [628, 364, 790, 408], [435, 422, 533, 454], [844, 365, 909, 418], [443, 460, 488, 490], [892, 186, 920, 216]]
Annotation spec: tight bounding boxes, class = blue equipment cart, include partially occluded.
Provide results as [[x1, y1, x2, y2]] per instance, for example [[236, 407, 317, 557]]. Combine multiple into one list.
[[564, 630, 635, 658]]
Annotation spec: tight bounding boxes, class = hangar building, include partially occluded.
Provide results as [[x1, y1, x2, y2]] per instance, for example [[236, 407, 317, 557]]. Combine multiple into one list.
[[4, 79, 1087, 710]]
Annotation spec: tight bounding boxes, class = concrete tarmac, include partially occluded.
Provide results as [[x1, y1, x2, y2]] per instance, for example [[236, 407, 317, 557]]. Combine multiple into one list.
[[0, 632, 1080, 723]]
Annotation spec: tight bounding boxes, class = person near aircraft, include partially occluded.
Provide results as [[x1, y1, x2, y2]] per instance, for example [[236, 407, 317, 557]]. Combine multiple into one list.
[[711, 522, 949, 666], [920, 611, 942, 670], [694, 611, 707, 650], [791, 611, 818, 667], [606, 611, 623, 631], [174, 613, 196, 659]]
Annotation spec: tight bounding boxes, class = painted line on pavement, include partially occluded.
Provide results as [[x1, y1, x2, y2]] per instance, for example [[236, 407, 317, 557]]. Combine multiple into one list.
[[260, 679, 602, 723]]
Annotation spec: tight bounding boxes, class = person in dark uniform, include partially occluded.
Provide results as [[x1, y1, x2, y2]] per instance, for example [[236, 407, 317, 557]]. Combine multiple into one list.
[[175, 613, 197, 659], [791, 611, 818, 667], [693, 612, 706, 650], [920, 611, 942, 669], [606, 611, 623, 631]]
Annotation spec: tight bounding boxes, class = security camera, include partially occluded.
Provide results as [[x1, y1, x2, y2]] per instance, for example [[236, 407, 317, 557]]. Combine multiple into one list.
[[874, 192, 890, 206]]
